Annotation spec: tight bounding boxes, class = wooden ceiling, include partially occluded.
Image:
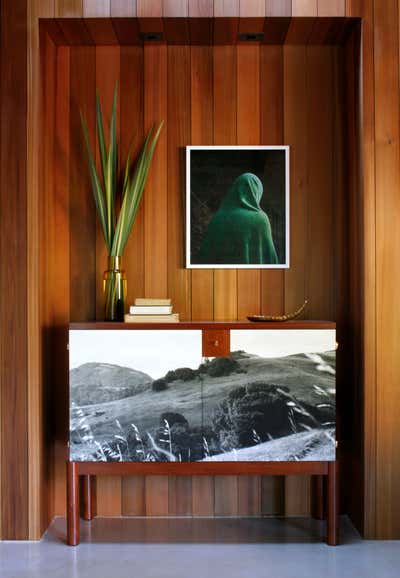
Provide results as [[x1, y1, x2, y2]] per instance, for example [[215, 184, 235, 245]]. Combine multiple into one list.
[[41, 17, 359, 46]]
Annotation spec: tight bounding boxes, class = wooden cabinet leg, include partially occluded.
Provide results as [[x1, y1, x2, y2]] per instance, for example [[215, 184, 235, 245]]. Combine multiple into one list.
[[327, 461, 339, 546], [67, 462, 80, 546], [312, 475, 325, 520], [81, 475, 97, 521]]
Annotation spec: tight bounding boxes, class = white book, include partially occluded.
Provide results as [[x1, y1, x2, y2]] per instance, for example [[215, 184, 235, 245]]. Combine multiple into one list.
[[125, 313, 179, 323], [129, 305, 173, 315], [135, 298, 172, 306]]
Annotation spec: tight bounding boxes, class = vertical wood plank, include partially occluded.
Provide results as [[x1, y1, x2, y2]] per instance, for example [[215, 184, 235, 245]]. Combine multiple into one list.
[[0, 0, 29, 540], [145, 476, 169, 516], [214, 0, 239, 17], [239, 0, 265, 16], [120, 46, 144, 307], [167, 45, 193, 513], [69, 47, 96, 321], [213, 45, 238, 321], [285, 476, 311, 515], [374, 0, 400, 539], [28, 0, 55, 539], [164, 0, 189, 16], [169, 477, 193, 515], [144, 44, 168, 298], [191, 46, 214, 320], [346, 0, 376, 539], [260, 46, 285, 317], [237, 44, 261, 320], [137, 0, 162, 17], [266, 0, 291, 16], [95, 46, 120, 321], [189, 0, 214, 16], [83, 0, 110, 16], [121, 477, 146, 515], [317, 0, 345, 17], [214, 477, 238, 515], [192, 476, 215, 515], [55, 0, 83, 16], [292, 0, 317, 16], [93, 47, 123, 516], [306, 46, 335, 320], [259, 45, 285, 516], [261, 476, 285, 515], [111, 0, 137, 16], [238, 476, 261, 515], [52, 46, 71, 519], [143, 44, 169, 512], [96, 477, 122, 516], [283, 46, 307, 314], [213, 44, 238, 511], [167, 46, 191, 320]]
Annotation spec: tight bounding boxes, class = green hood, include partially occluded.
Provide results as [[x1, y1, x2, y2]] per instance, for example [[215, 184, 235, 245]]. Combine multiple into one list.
[[197, 173, 279, 266]]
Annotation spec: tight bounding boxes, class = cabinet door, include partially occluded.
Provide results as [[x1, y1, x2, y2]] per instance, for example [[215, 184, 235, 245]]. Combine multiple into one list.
[[201, 329, 336, 462], [69, 329, 203, 462]]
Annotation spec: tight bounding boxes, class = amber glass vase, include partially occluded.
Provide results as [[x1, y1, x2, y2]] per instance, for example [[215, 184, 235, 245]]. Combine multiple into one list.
[[103, 256, 127, 321]]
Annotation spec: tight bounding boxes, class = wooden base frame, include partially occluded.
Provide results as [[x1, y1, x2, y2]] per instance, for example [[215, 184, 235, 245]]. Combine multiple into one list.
[[66, 460, 339, 547]]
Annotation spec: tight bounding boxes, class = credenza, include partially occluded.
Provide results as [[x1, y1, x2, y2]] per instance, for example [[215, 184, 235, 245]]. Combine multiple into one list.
[[67, 321, 338, 546]]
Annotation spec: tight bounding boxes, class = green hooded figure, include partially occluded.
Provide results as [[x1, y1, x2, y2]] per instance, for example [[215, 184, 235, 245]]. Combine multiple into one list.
[[197, 173, 279, 265]]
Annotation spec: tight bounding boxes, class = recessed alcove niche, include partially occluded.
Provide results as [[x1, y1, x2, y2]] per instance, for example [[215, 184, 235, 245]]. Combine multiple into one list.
[[39, 17, 363, 531]]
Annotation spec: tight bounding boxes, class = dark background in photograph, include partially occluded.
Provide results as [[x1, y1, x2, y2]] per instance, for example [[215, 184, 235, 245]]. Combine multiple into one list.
[[190, 149, 287, 265]]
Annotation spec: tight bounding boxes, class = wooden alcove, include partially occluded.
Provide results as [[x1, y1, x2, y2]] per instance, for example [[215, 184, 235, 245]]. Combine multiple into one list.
[[39, 16, 363, 531]]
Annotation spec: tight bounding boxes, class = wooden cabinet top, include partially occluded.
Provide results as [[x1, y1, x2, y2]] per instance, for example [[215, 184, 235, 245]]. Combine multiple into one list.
[[70, 320, 336, 330]]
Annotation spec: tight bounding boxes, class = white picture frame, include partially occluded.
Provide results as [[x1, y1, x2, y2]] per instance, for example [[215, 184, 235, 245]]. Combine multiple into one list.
[[186, 145, 290, 269]]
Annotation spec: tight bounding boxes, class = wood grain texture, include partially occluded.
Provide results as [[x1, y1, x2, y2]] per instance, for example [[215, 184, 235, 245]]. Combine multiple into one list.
[[83, 0, 110, 16], [55, 0, 83, 16], [346, 0, 376, 539], [292, 0, 317, 17], [190, 46, 214, 321], [145, 476, 169, 515], [259, 44, 285, 514], [189, 0, 214, 16], [29, 17, 369, 535], [213, 46, 238, 321], [111, 0, 136, 16], [69, 46, 96, 322], [266, 0, 291, 16], [144, 44, 168, 298], [95, 46, 120, 321], [121, 476, 146, 515], [239, 0, 265, 16], [27, 0, 55, 540], [237, 44, 261, 320], [120, 46, 145, 309], [260, 45, 285, 317], [167, 46, 191, 320], [96, 477, 122, 515], [374, 0, 400, 539], [164, 0, 189, 16], [169, 476, 193, 515], [306, 46, 335, 320], [51, 46, 71, 519], [0, 0, 29, 540], [214, 0, 239, 17], [137, 0, 163, 17], [318, 0, 345, 17]]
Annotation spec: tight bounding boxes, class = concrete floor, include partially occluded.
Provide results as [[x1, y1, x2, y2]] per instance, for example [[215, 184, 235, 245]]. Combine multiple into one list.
[[0, 517, 399, 578]]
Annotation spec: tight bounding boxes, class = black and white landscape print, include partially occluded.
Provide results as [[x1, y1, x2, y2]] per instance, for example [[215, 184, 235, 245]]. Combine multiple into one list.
[[69, 329, 336, 463]]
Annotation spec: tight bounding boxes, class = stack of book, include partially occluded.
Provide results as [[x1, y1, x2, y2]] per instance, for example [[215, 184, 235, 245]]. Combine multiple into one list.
[[124, 298, 179, 323]]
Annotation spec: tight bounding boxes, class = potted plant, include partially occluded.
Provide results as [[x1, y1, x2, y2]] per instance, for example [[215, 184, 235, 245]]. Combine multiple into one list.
[[81, 86, 163, 321]]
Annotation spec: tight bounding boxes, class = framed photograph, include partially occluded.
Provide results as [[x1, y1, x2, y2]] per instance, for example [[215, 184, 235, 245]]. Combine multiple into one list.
[[186, 146, 290, 269]]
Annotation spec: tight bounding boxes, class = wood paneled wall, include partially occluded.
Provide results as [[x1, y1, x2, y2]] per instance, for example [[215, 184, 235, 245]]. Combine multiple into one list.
[[44, 40, 345, 520], [0, 0, 399, 541]]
